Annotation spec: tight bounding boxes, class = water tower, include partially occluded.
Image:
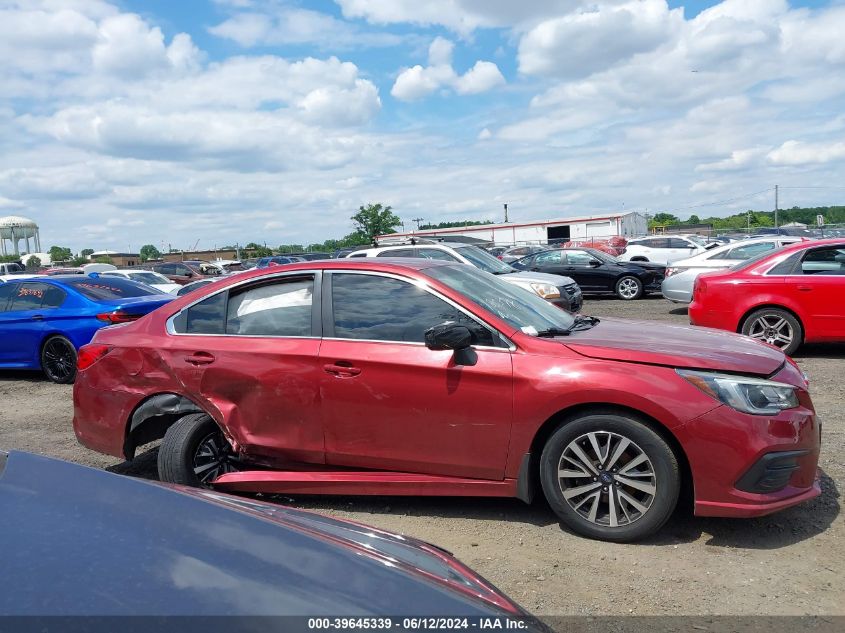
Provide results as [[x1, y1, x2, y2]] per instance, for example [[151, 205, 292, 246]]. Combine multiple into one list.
[[0, 216, 41, 257]]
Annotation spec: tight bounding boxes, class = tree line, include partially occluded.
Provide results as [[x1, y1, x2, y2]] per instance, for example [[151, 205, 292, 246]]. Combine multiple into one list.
[[650, 206, 845, 230]]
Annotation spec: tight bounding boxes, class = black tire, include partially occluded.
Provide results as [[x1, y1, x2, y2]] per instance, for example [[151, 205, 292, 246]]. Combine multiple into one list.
[[158, 413, 238, 487], [614, 275, 643, 300], [40, 335, 77, 384], [741, 308, 803, 356], [540, 411, 680, 542]]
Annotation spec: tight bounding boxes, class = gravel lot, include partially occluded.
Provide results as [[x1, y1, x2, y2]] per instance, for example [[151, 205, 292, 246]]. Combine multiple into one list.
[[1, 296, 842, 616]]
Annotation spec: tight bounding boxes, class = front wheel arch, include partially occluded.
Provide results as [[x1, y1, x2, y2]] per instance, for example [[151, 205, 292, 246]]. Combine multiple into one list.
[[525, 404, 693, 514]]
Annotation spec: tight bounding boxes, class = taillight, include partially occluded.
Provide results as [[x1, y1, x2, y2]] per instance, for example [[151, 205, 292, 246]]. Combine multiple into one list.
[[77, 344, 112, 371], [96, 311, 141, 324]]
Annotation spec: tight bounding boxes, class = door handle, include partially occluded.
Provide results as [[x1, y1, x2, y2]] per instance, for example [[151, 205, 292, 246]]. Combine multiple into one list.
[[31, 314, 44, 321], [185, 352, 216, 365], [797, 286, 813, 292], [323, 362, 361, 377]]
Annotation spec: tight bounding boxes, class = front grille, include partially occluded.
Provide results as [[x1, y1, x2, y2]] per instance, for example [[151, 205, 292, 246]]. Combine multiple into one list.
[[562, 283, 579, 296]]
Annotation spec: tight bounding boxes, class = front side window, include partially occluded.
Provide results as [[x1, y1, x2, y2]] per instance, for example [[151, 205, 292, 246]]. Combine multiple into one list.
[[331, 273, 494, 345], [565, 250, 599, 266], [453, 245, 514, 274], [668, 238, 694, 249], [226, 277, 314, 336], [377, 248, 415, 258], [534, 251, 563, 265], [417, 248, 459, 262]]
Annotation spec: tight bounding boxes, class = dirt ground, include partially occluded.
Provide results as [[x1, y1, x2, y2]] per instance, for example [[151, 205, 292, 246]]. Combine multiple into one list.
[[1, 296, 842, 616]]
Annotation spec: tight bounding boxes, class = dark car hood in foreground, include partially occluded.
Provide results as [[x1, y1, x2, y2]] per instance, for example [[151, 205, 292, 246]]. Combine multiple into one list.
[[0, 452, 524, 617], [562, 317, 784, 376]]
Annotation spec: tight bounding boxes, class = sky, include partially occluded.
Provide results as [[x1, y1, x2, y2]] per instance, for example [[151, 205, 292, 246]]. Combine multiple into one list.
[[1, 0, 844, 253]]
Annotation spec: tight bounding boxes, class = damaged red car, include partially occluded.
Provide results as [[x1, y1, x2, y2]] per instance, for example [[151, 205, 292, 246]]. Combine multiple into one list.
[[73, 259, 821, 542]]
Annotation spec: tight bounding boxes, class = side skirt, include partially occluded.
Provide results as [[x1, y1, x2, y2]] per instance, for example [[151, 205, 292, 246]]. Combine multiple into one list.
[[212, 469, 519, 497]]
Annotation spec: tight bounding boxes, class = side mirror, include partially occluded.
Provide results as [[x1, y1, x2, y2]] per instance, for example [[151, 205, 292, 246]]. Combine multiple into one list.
[[589, 259, 601, 267], [424, 323, 477, 366]]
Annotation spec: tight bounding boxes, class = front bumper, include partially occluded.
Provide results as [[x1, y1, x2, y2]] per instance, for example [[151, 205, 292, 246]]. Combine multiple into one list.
[[674, 366, 821, 519], [550, 286, 582, 313]]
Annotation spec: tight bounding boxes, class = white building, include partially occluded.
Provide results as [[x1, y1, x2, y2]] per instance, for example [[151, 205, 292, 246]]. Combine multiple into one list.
[[382, 212, 647, 245]]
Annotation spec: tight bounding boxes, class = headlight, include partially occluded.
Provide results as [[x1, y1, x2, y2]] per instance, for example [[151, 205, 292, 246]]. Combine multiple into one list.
[[529, 283, 560, 299], [677, 369, 799, 415]]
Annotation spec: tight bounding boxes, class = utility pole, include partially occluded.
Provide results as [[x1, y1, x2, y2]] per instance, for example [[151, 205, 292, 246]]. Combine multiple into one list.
[[503, 203, 509, 223], [412, 217, 424, 230], [774, 185, 779, 230]]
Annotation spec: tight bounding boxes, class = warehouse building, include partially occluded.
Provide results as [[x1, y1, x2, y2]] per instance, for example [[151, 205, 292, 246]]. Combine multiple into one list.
[[381, 211, 647, 245]]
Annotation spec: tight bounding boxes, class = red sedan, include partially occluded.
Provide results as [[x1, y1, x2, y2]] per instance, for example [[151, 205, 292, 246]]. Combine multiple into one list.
[[73, 258, 821, 542], [689, 239, 845, 355]]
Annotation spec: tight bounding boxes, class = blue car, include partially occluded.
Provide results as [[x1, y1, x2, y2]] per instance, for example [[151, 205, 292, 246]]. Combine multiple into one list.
[[256, 255, 295, 268], [0, 274, 173, 383]]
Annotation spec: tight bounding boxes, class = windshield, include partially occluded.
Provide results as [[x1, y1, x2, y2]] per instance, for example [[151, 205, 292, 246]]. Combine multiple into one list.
[[425, 264, 575, 334], [453, 245, 515, 274], [687, 235, 707, 246], [65, 277, 161, 301], [128, 272, 170, 285]]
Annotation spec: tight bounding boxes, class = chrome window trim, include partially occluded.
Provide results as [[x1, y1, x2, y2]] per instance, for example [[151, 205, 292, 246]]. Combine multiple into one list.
[[326, 269, 516, 351], [166, 270, 318, 337]]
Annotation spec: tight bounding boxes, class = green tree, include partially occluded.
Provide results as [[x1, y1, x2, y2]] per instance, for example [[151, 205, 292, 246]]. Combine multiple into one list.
[[139, 244, 162, 262], [244, 242, 273, 257], [48, 246, 73, 262], [351, 203, 401, 242], [0, 254, 21, 263], [70, 256, 88, 267], [688, 215, 701, 224], [650, 213, 680, 226], [80, 248, 94, 258], [25, 255, 42, 270]]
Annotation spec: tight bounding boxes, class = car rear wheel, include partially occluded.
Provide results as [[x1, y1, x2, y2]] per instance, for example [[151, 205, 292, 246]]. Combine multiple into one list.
[[615, 276, 643, 300], [40, 336, 77, 384], [741, 308, 803, 356], [158, 413, 240, 487], [540, 412, 680, 542]]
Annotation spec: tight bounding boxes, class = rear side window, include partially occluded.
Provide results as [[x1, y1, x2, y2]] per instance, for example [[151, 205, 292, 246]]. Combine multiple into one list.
[[801, 247, 845, 275], [648, 238, 670, 249], [174, 292, 227, 334], [65, 278, 158, 301], [226, 277, 314, 336], [7, 283, 64, 311], [330, 273, 494, 345], [535, 251, 563, 265]]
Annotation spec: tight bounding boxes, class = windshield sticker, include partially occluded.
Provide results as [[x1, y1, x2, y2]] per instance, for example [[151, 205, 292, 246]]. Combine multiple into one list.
[[521, 325, 539, 336]]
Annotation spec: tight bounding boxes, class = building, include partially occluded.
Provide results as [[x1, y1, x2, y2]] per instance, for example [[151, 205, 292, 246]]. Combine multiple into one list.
[[380, 212, 647, 246], [90, 251, 141, 267], [162, 249, 238, 263], [0, 215, 42, 256]]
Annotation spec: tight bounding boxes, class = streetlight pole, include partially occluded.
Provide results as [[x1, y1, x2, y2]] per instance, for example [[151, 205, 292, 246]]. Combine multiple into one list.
[[774, 184, 779, 230], [503, 203, 509, 223]]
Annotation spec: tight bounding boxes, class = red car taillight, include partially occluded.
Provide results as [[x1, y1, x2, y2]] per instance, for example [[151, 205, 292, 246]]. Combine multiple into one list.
[[96, 311, 141, 324], [77, 344, 112, 371]]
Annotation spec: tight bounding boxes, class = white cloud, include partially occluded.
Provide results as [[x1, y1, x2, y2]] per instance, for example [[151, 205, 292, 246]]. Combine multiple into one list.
[[518, 1, 681, 79], [391, 37, 504, 101], [767, 139, 845, 166]]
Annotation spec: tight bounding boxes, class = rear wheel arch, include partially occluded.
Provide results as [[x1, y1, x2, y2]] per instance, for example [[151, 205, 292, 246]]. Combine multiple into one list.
[[736, 303, 802, 334], [523, 404, 694, 513], [123, 393, 209, 460]]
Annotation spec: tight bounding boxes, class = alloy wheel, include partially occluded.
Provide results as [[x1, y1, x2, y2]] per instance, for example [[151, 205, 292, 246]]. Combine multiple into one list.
[[617, 278, 640, 299], [193, 431, 239, 486], [746, 314, 794, 349], [43, 338, 75, 382], [557, 431, 657, 528]]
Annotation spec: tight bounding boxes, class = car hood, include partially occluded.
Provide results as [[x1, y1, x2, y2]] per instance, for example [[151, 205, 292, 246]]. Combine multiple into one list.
[[562, 317, 784, 375], [501, 270, 577, 286]]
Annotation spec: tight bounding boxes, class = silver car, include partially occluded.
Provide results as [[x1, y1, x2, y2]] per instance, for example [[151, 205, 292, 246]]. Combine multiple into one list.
[[661, 237, 803, 303]]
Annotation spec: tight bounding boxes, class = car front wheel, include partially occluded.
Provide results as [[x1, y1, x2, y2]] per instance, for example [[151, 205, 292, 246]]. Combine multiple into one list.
[[540, 412, 680, 542], [741, 308, 803, 356], [615, 276, 643, 300], [158, 413, 240, 487]]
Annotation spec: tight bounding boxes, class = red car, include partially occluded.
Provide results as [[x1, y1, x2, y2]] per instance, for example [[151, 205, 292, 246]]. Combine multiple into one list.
[[73, 259, 821, 542], [689, 239, 845, 355]]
